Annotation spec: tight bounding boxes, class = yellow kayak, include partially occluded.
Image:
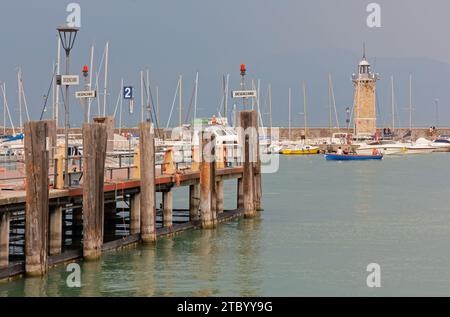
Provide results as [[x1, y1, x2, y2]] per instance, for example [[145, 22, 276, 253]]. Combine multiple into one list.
[[280, 147, 320, 155]]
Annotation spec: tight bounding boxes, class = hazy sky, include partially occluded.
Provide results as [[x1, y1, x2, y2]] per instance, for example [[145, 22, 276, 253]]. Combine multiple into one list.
[[1, 0, 449, 128]]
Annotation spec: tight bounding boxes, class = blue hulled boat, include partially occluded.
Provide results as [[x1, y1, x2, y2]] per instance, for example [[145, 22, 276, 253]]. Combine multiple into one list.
[[324, 154, 383, 161]]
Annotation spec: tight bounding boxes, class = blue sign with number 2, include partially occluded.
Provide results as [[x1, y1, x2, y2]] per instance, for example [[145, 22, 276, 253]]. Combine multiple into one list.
[[123, 86, 133, 99]]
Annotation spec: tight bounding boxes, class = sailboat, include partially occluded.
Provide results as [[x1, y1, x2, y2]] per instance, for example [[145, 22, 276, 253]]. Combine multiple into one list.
[[280, 83, 319, 155], [403, 75, 435, 154]]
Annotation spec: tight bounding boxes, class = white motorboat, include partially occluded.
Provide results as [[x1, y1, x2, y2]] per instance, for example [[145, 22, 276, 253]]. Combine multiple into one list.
[[355, 140, 407, 155], [404, 138, 436, 154], [431, 139, 450, 152]]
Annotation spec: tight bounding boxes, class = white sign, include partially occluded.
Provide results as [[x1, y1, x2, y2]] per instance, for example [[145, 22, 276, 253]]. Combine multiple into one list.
[[232, 90, 257, 98], [75, 90, 96, 98], [60, 75, 79, 85], [66, 3, 81, 28]]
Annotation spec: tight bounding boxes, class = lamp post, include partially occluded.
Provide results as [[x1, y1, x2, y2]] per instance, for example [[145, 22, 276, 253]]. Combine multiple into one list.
[[57, 25, 79, 188], [82, 64, 89, 123], [240, 64, 246, 110], [346, 107, 350, 133]]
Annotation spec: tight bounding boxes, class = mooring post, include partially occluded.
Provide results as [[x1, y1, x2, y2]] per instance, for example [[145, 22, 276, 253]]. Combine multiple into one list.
[[24, 120, 50, 276], [82, 122, 107, 260], [49, 206, 63, 256], [189, 183, 200, 221], [139, 122, 156, 243], [93, 116, 115, 153], [130, 193, 141, 235], [163, 190, 173, 229], [200, 133, 217, 229], [237, 177, 244, 210], [253, 115, 262, 211], [239, 110, 257, 217], [216, 180, 224, 214], [0, 212, 9, 269]]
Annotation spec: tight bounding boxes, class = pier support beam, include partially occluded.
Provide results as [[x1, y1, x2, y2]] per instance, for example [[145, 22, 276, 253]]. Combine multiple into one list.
[[0, 212, 9, 269], [24, 121, 50, 276], [49, 206, 63, 256], [139, 122, 156, 243], [189, 184, 200, 222], [200, 133, 217, 229], [237, 177, 244, 210], [82, 122, 107, 260], [163, 191, 173, 229], [130, 193, 141, 235], [239, 111, 257, 218], [216, 180, 224, 214]]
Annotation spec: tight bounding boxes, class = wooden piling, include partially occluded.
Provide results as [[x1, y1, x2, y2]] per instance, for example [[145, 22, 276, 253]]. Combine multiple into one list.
[[24, 121, 50, 276], [237, 177, 244, 210], [0, 212, 9, 269], [239, 111, 257, 217], [200, 133, 217, 229], [216, 180, 224, 214], [82, 122, 107, 260], [130, 193, 141, 235], [189, 184, 200, 221], [139, 122, 156, 243], [49, 206, 63, 256], [163, 191, 173, 229], [93, 116, 115, 153]]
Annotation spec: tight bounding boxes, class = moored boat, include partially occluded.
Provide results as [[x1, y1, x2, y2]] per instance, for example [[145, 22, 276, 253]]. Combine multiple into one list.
[[324, 154, 383, 161], [280, 145, 319, 155]]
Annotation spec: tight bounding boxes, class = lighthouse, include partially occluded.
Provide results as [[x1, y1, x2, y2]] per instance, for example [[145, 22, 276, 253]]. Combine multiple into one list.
[[352, 47, 379, 137]]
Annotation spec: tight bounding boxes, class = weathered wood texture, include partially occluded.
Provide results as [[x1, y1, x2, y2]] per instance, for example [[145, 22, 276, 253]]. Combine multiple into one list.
[[139, 122, 156, 242], [216, 180, 224, 214], [0, 212, 9, 268], [189, 184, 200, 221], [239, 110, 257, 217], [200, 133, 217, 229], [49, 206, 63, 256], [130, 193, 141, 234], [237, 177, 244, 210], [93, 116, 114, 152], [82, 122, 107, 260], [163, 191, 173, 229], [24, 121, 50, 276]]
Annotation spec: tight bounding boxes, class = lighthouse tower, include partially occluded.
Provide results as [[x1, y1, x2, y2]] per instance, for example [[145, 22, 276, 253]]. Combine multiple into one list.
[[352, 47, 378, 137]]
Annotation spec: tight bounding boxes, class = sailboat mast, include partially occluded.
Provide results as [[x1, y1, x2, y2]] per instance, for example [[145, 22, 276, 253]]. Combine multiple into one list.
[[17, 68, 23, 130], [328, 74, 332, 142], [194, 72, 199, 121], [268, 83, 273, 134], [119, 78, 123, 134], [179, 74, 182, 127], [140, 70, 144, 122], [156, 85, 160, 125], [409, 74, 412, 133], [146, 69, 150, 121], [391, 75, 395, 132], [103, 41, 109, 116], [88, 43, 94, 123], [288, 87, 292, 141], [303, 81, 307, 142]]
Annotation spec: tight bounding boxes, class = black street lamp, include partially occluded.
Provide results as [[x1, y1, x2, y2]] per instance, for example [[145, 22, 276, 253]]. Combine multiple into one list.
[[57, 25, 79, 188]]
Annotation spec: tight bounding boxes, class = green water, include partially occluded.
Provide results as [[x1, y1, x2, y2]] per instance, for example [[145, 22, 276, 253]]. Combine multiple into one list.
[[1, 154, 450, 296]]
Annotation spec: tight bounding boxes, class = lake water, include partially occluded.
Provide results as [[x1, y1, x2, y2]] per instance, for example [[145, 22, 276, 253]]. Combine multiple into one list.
[[1, 154, 450, 296]]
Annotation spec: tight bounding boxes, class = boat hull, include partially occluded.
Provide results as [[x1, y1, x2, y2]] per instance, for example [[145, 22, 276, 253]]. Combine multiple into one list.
[[280, 148, 319, 155], [356, 146, 406, 156], [324, 154, 383, 161]]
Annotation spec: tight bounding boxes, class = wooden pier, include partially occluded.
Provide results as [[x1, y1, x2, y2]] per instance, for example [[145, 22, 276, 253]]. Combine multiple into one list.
[[0, 110, 262, 281]]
